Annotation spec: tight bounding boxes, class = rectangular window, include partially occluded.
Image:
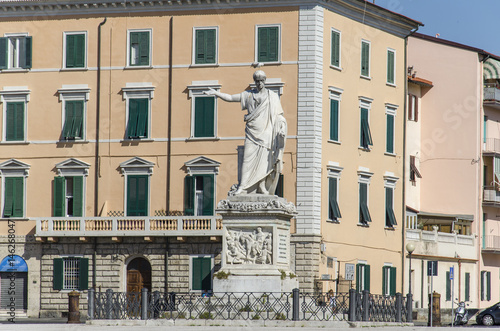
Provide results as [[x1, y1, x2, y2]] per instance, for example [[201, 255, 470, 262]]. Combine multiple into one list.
[[385, 187, 397, 228], [408, 94, 418, 121], [0, 35, 32, 70], [410, 155, 422, 182], [65, 32, 86, 68], [194, 96, 215, 138], [128, 30, 151, 67], [386, 113, 395, 154], [5, 102, 24, 141], [257, 25, 279, 63], [330, 99, 339, 142], [194, 28, 217, 65], [481, 270, 491, 301], [3, 177, 23, 218], [191, 256, 212, 291], [360, 107, 373, 149], [359, 182, 372, 225], [361, 40, 370, 77], [62, 100, 84, 140], [127, 98, 149, 139], [127, 175, 148, 216], [387, 49, 395, 85], [184, 174, 214, 216], [382, 266, 396, 296], [356, 263, 370, 292], [465, 272, 470, 301], [53, 176, 83, 217], [446, 271, 451, 301], [331, 29, 341, 68], [53, 257, 89, 291], [328, 177, 341, 222]]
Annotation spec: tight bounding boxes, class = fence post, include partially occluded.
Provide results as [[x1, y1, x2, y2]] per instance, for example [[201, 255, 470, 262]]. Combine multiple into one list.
[[348, 289, 356, 322], [141, 288, 148, 320], [406, 293, 413, 322], [292, 288, 299, 321], [105, 289, 113, 320], [88, 288, 94, 320], [395, 293, 402, 322], [362, 290, 370, 322]]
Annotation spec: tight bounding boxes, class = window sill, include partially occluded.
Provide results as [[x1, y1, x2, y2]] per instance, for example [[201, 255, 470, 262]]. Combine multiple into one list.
[[58, 140, 89, 144], [385, 226, 396, 231], [326, 219, 340, 224], [124, 65, 153, 70], [360, 75, 371, 81], [253, 61, 282, 66], [121, 138, 154, 142], [358, 146, 371, 152], [330, 65, 342, 72], [190, 63, 219, 68], [186, 137, 220, 142], [60, 67, 89, 72], [0, 141, 30, 145], [386, 82, 396, 88], [1, 217, 28, 221], [357, 223, 370, 228], [328, 139, 341, 145], [0, 68, 30, 73], [384, 152, 396, 157]]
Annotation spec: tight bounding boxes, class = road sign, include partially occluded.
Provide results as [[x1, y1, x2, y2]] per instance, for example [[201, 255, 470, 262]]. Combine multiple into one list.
[[345, 263, 355, 281], [427, 261, 438, 276], [450, 266, 454, 280]]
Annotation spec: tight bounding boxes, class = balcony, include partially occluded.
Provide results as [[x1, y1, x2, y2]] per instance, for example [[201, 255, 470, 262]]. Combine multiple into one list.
[[35, 215, 223, 239], [483, 186, 500, 206], [484, 86, 500, 109], [483, 138, 500, 154], [406, 228, 475, 260], [483, 235, 500, 253]]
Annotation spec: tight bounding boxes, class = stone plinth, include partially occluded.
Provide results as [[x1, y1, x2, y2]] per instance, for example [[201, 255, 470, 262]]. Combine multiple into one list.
[[214, 194, 298, 293]]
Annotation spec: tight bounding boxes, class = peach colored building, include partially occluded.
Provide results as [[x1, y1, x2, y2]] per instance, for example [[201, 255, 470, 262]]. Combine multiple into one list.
[[0, 0, 419, 317]]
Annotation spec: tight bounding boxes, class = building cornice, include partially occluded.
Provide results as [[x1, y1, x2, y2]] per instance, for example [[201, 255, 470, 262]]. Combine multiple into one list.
[[0, 0, 421, 37]]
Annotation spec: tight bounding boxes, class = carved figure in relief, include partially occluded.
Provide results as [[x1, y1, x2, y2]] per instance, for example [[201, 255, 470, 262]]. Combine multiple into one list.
[[204, 70, 287, 195], [225, 228, 272, 265]]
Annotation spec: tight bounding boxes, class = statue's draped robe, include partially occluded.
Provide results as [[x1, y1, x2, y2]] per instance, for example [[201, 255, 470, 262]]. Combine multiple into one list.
[[239, 89, 287, 194]]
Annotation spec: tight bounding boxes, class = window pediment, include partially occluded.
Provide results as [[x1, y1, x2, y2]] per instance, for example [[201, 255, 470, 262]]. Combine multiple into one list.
[[184, 156, 220, 175], [120, 157, 155, 175], [55, 158, 90, 176], [0, 159, 30, 176]]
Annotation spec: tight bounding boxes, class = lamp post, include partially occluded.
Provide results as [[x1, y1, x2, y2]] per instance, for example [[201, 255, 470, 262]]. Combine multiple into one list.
[[406, 242, 416, 316]]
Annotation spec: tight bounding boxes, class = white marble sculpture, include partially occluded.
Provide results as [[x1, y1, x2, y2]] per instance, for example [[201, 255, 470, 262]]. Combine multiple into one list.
[[225, 227, 272, 265], [205, 70, 287, 195]]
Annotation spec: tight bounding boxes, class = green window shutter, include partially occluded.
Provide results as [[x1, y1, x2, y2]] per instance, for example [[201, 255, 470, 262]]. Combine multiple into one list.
[[66, 34, 85, 68], [195, 29, 216, 64], [135, 99, 148, 138], [356, 264, 361, 292], [139, 32, 150, 66], [192, 257, 212, 291], [53, 177, 66, 217], [184, 176, 195, 216], [73, 176, 84, 217], [202, 174, 214, 216], [258, 26, 278, 63], [328, 177, 341, 220], [66, 34, 76, 68], [53, 258, 64, 290], [330, 99, 339, 141], [359, 183, 372, 223], [0, 37, 7, 69], [194, 96, 215, 138], [127, 175, 148, 216], [360, 108, 372, 148], [3, 177, 14, 217], [63, 101, 83, 139], [6, 102, 24, 141], [11, 177, 23, 217], [127, 99, 139, 138], [276, 174, 284, 198], [73, 101, 84, 139], [364, 264, 370, 292], [445, 271, 452, 301], [205, 29, 216, 64], [130, 32, 138, 65], [78, 258, 89, 290], [465, 273, 470, 301], [361, 41, 369, 76], [389, 267, 396, 296], [382, 266, 387, 296], [331, 30, 340, 67], [22, 36, 32, 69], [481, 271, 485, 300], [387, 50, 395, 84], [385, 187, 397, 227], [386, 114, 394, 154], [487, 271, 491, 301]]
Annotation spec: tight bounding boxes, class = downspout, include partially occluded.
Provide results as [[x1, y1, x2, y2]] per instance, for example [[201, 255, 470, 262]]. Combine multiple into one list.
[[166, 17, 173, 214], [93, 239, 97, 289], [95, 17, 107, 216], [165, 238, 169, 293]]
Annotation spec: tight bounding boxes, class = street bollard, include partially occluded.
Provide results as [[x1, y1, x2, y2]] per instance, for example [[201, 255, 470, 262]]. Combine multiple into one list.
[[292, 288, 299, 321], [67, 291, 81, 323]]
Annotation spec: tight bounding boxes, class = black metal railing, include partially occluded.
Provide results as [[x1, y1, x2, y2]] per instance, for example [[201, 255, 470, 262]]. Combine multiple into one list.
[[88, 288, 412, 323]]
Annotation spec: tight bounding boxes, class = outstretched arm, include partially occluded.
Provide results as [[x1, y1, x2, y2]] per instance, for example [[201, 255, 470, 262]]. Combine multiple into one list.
[[204, 88, 241, 102]]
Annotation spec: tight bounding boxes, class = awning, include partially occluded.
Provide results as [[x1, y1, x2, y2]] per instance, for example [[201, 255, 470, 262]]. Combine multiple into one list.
[[484, 58, 500, 80], [0, 255, 28, 272]]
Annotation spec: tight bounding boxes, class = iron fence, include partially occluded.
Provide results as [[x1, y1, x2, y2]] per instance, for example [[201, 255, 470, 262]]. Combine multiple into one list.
[[88, 288, 412, 323]]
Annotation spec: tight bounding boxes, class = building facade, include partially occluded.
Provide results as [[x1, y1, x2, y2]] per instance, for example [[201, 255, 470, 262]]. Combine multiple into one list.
[[0, 0, 419, 317]]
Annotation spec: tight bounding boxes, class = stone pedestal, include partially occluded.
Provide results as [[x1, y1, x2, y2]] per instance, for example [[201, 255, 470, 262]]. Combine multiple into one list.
[[214, 194, 298, 293]]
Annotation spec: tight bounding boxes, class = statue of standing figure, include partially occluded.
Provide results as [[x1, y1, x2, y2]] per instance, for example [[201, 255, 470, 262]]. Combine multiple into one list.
[[205, 70, 287, 195]]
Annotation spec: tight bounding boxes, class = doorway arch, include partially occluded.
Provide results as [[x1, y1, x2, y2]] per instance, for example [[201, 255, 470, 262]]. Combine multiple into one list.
[[126, 257, 151, 293]]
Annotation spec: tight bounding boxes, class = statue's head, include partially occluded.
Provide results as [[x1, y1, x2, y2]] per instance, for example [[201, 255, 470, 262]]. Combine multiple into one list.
[[253, 70, 267, 82]]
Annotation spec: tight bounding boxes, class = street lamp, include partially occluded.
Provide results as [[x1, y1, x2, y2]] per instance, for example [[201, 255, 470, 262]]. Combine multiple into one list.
[[406, 242, 416, 312]]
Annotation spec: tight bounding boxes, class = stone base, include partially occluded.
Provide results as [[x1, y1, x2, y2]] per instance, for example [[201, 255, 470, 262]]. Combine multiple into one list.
[[214, 273, 298, 293]]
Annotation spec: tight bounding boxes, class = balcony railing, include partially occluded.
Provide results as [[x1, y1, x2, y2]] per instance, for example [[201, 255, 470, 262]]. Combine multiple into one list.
[[483, 235, 500, 252], [483, 186, 500, 204], [35, 215, 223, 238], [484, 86, 500, 102], [483, 138, 500, 153], [406, 229, 474, 246]]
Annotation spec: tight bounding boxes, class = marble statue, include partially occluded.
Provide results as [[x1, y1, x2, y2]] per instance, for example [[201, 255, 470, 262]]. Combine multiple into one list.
[[205, 70, 287, 195], [225, 227, 272, 265]]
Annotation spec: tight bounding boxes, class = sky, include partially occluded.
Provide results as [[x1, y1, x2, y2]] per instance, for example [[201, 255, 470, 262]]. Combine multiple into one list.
[[374, 0, 500, 56]]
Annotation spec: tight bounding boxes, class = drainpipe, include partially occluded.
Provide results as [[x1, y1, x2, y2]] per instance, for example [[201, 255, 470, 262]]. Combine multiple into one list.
[[93, 238, 97, 289], [166, 17, 173, 214], [95, 17, 107, 216], [165, 238, 169, 293]]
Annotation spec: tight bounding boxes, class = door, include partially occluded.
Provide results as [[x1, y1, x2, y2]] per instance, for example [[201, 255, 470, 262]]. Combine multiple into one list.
[[126, 257, 151, 293], [1, 272, 27, 310]]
